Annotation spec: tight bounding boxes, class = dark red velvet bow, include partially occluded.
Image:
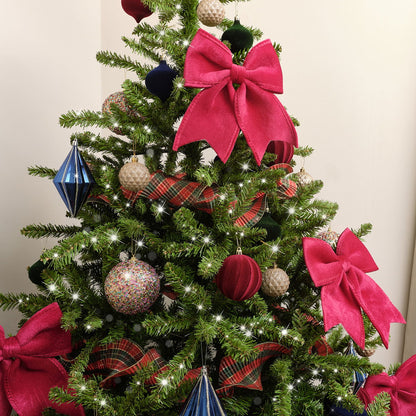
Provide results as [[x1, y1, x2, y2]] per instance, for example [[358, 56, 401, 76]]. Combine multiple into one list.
[[0, 303, 84, 416], [302, 228, 405, 349], [173, 29, 298, 165], [357, 354, 416, 415]]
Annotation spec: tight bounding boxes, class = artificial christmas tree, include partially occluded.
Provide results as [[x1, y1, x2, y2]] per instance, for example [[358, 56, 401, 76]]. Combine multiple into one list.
[[0, 1, 411, 415]]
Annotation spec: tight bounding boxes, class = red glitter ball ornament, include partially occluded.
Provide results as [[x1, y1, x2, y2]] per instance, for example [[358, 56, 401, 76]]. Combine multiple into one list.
[[121, 0, 153, 23], [215, 252, 262, 301]]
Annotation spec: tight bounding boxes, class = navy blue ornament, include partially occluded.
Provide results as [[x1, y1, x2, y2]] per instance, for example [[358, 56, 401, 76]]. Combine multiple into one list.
[[345, 341, 367, 394], [53, 141, 95, 217], [327, 404, 367, 416], [145, 60, 177, 102], [180, 367, 227, 416]]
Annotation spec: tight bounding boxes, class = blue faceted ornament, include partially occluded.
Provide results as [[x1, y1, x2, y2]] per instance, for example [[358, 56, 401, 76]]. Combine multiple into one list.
[[180, 367, 227, 416], [53, 141, 95, 217], [345, 341, 367, 394]]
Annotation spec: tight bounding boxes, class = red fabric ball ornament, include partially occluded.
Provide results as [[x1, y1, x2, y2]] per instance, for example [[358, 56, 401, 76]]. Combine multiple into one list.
[[121, 0, 153, 23], [215, 254, 262, 301], [266, 140, 294, 164]]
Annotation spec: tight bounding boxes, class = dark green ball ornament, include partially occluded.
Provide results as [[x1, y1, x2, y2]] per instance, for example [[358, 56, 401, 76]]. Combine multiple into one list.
[[256, 213, 281, 241], [221, 19, 254, 53], [27, 259, 51, 287]]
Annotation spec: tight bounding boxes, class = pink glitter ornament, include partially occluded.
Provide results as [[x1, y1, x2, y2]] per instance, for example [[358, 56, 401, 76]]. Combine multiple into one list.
[[104, 257, 160, 314]]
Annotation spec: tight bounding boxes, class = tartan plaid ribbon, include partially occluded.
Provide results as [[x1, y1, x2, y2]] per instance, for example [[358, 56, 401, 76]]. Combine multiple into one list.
[[217, 342, 291, 397], [62, 339, 291, 398], [91, 165, 295, 227]]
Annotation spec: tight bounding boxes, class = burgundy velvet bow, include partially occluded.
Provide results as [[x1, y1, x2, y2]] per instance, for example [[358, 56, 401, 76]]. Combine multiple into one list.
[[302, 229, 405, 349], [173, 29, 298, 165], [0, 303, 84, 416], [357, 354, 416, 415]]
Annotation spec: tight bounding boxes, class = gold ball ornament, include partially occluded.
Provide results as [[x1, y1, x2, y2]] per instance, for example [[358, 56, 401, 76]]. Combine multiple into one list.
[[261, 265, 290, 297], [197, 0, 225, 27], [297, 167, 314, 186], [119, 156, 151, 192]]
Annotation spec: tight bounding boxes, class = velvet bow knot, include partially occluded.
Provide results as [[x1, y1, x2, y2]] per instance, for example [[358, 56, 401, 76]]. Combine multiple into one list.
[[302, 228, 405, 349], [0, 302, 84, 416], [358, 354, 416, 415], [173, 29, 298, 165]]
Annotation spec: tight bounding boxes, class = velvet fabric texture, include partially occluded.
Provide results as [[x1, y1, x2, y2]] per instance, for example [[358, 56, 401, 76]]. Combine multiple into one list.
[[0, 303, 84, 416], [121, 0, 152, 23], [303, 228, 405, 349], [173, 29, 298, 165], [215, 254, 262, 301], [358, 354, 416, 416], [145, 60, 177, 102]]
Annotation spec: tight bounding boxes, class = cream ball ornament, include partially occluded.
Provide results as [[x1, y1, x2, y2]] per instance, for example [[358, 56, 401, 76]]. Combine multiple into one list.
[[197, 0, 225, 27], [297, 167, 314, 187], [261, 265, 290, 297], [118, 156, 151, 192]]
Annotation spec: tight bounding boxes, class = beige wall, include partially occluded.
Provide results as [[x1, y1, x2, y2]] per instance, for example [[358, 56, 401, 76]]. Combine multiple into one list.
[[2, 1, 416, 370], [0, 1, 101, 334]]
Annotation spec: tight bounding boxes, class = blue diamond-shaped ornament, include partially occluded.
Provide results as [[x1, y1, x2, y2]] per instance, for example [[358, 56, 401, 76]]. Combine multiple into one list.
[[53, 141, 95, 217], [345, 341, 367, 394], [180, 367, 227, 416]]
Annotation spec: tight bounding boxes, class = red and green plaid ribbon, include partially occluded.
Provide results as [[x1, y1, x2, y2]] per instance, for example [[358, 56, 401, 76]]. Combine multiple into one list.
[[62, 339, 292, 398], [217, 342, 291, 397], [91, 165, 296, 227]]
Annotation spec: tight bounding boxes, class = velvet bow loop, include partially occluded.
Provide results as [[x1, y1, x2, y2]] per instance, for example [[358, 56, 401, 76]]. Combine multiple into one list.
[[0, 303, 84, 416], [173, 29, 297, 165], [303, 229, 405, 349], [358, 355, 416, 416]]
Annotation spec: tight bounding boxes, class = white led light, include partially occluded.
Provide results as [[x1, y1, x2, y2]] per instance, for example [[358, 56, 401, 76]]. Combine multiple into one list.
[[136, 381, 141, 385], [91, 237, 98, 243], [126, 203, 131, 208], [215, 315, 222, 322], [137, 240, 144, 247], [113, 195, 118, 200], [337, 396, 342, 401], [245, 330, 252, 337], [191, 236, 196, 241], [333, 368, 338, 373], [240, 325, 246, 331], [100, 399, 107, 406], [105, 184, 110, 189], [207, 263, 212, 268], [80, 385, 86, 391], [183, 40, 189, 46], [261, 178, 266, 183], [197, 304, 203, 310], [219, 194, 226, 201], [228, 209, 233, 214], [161, 378, 169, 386], [288, 207, 296, 215], [288, 384, 294, 391], [242, 163, 249, 170], [203, 236, 210, 244], [81, 244, 85, 249], [184, 286, 191, 293], [49, 284, 57, 292], [259, 330, 263, 334], [86, 325, 92, 330], [179, 363, 184, 369], [157, 205, 164, 213], [18, 299, 23, 304], [101, 166, 107, 171], [271, 245, 279, 253], [175, 4, 181, 9], [177, 83, 183, 88], [239, 183, 244, 188], [72, 293, 79, 300], [281, 329, 288, 336], [113, 123, 119, 128], [53, 253, 59, 258], [110, 234, 118, 241]]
